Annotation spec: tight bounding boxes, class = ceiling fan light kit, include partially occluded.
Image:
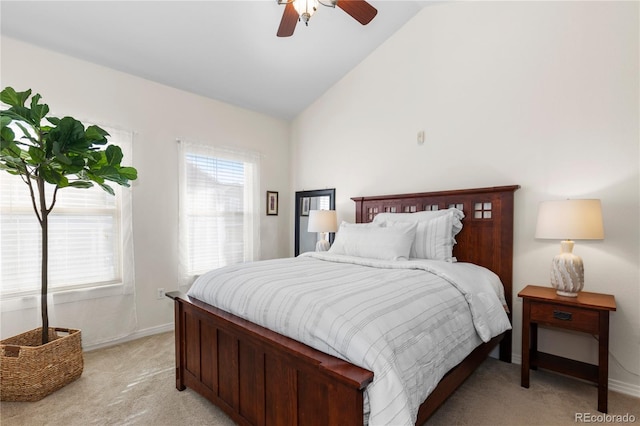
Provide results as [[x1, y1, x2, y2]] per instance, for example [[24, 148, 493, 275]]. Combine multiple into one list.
[[294, 0, 319, 26], [276, 0, 377, 37]]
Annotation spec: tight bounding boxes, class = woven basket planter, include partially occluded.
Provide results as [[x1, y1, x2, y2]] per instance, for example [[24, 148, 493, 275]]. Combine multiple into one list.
[[1, 327, 83, 402]]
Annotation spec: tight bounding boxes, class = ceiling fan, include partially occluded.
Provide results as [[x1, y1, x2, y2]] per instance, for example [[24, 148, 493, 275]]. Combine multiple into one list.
[[276, 0, 378, 37]]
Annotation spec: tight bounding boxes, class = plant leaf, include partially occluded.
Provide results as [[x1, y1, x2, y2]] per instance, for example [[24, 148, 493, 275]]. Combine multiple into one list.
[[55, 152, 73, 165], [28, 146, 45, 164], [1, 107, 35, 126], [85, 170, 105, 184], [0, 153, 27, 173], [94, 165, 119, 178], [39, 166, 66, 186], [85, 125, 109, 144], [105, 145, 123, 166], [64, 156, 86, 174], [1, 142, 23, 158], [0, 87, 31, 107], [1, 127, 15, 148], [29, 93, 49, 124], [97, 182, 115, 195], [68, 181, 94, 189], [12, 121, 36, 144], [118, 166, 138, 180]]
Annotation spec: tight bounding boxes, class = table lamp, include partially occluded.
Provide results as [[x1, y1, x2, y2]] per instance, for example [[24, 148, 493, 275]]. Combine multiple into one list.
[[308, 210, 338, 251], [535, 199, 604, 297]]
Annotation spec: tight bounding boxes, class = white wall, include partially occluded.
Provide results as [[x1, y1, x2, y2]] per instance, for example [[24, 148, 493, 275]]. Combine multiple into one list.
[[292, 2, 640, 394], [1, 36, 291, 347]]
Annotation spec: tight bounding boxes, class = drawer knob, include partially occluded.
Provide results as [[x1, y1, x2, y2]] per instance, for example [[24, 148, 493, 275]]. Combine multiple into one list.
[[553, 310, 573, 321]]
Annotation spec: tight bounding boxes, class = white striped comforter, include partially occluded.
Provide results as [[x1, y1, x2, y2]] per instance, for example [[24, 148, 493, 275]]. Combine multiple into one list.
[[187, 253, 511, 425]]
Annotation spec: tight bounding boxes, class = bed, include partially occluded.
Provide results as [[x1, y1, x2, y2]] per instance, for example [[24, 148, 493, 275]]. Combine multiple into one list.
[[167, 185, 519, 425]]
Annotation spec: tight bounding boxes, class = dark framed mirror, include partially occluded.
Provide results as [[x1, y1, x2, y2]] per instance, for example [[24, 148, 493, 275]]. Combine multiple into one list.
[[294, 188, 336, 256]]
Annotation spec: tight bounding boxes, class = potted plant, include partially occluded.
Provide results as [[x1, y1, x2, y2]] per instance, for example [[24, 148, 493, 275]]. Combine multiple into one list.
[[0, 87, 137, 401]]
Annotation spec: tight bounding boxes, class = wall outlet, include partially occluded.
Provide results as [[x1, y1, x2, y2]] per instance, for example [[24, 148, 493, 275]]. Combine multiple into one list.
[[156, 288, 165, 300]]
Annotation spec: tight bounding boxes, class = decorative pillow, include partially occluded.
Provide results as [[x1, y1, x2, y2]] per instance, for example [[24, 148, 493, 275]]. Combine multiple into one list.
[[372, 210, 447, 224], [373, 208, 464, 261], [372, 208, 463, 235], [328, 221, 417, 261], [327, 221, 380, 254], [410, 213, 457, 261]]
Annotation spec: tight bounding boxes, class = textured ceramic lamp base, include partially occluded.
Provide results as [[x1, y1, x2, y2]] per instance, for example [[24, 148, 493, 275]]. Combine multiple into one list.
[[315, 233, 330, 252], [550, 240, 584, 297]]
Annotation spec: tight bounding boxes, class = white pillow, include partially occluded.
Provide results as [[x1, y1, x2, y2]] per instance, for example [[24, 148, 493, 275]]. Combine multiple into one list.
[[328, 221, 381, 254], [410, 213, 457, 261], [338, 220, 381, 229], [372, 208, 463, 235], [328, 221, 417, 261], [374, 208, 464, 261]]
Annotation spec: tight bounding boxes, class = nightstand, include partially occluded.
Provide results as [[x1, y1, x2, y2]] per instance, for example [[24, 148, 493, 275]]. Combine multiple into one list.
[[519, 285, 616, 413]]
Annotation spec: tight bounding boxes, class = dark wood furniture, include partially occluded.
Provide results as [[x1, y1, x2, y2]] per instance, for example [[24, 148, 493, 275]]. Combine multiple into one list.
[[168, 184, 519, 425], [519, 285, 616, 413]]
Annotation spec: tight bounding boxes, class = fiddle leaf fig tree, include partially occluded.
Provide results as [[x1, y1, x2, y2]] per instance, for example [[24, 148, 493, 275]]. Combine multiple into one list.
[[0, 87, 138, 345]]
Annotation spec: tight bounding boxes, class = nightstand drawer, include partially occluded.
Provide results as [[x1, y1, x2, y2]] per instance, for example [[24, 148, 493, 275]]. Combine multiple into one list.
[[530, 302, 599, 333]]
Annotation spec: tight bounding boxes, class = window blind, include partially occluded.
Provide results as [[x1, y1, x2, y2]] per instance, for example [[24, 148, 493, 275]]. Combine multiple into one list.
[[0, 125, 131, 296], [178, 141, 260, 287]]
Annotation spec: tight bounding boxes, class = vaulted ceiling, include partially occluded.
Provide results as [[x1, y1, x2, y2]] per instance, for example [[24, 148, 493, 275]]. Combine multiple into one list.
[[1, 1, 429, 120]]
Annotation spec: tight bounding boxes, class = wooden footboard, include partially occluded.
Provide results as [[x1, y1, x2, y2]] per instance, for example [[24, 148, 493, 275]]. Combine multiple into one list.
[[168, 291, 374, 426]]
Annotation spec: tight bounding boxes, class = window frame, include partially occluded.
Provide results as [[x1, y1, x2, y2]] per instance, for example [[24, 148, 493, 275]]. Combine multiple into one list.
[[178, 141, 261, 289], [0, 123, 134, 299]]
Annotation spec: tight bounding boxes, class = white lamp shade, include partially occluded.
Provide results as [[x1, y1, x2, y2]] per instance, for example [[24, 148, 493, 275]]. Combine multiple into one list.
[[535, 199, 604, 240], [308, 210, 338, 233]]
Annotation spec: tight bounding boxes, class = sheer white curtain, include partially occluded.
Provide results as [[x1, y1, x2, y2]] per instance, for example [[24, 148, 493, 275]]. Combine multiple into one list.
[[178, 140, 260, 290], [0, 125, 137, 347]]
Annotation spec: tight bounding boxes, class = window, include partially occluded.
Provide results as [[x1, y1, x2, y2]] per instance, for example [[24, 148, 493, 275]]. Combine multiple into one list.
[[0, 126, 134, 297], [178, 141, 260, 287]]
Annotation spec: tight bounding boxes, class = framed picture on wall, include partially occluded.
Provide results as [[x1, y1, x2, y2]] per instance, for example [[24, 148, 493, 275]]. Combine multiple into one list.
[[266, 191, 278, 216], [301, 197, 310, 216], [267, 191, 279, 216]]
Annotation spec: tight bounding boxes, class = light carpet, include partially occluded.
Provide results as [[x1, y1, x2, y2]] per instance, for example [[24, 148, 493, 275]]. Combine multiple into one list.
[[2, 332, 638, 425]]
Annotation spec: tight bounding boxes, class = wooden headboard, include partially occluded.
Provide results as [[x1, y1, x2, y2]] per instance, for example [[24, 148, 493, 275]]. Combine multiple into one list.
[[352, 185, 520, 323]]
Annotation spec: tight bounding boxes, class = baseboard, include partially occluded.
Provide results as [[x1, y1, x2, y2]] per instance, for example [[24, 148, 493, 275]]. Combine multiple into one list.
[[83, 323, 174, 352], [509, 354, 640, 398], [609, 378, 640, 398]]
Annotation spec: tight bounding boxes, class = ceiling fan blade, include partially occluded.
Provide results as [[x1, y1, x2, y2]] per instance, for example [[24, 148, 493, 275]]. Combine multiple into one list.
[[277, 2, 298, 37], [336, 0, 378, 25]]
